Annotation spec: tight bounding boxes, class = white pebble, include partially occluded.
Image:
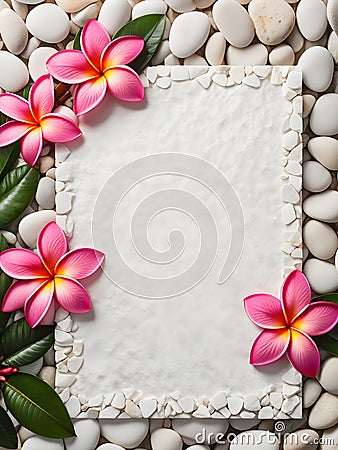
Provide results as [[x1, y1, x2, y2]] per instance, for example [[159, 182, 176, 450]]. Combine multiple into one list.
[[284, 429, 319, 450], [230, 430, 279, 449], [98, 0, 131, 36], [26, 4, 70, 44], [328, 0, 338, 36], [54, 105, 79, 125], [172, 419, 229, 445], [248, 0, 295, 45], [19, 210, 56, 248], [286, 25, 304, 53], [71, 1, 101, 27], [269, 44, 295, 65], [303, 220, 337, 260], [22, 436, 64, 450], [296, 0, 327, 41], [39, 366, 56, 388], [226, 43, 268, 65], [308, 137, 338, 171], [321, 425, 338, 450], [310, 94, 338, 136], [21, 36, 40, 60], [328, 30, 338, 63], [304, 259, 338, 294], [318, 357, 338, 395], [151, 428, 183, 450], [0, 8, 28, 55], [36, 177, 56, 210], [28, 47, 58, 81], [100, 419, 149, 448], [56, 0, 97, 13], [303, 379, 322, 408], [309, 393, 338, 429], [169, 12, 210, 58], [303, 160, 332, 193], [20, 357, 43, 375], [195, 0, 215, 7], [0, 230, 16, 245], [64, 419, 100, 450], [205, 32, 226, 65], [96, 445, 125, 450], [11, 0, 28, 19], [304, 190, 338, 223], [298, 46, 334, 92], [213, 0, 254, 48], [165, 0, 196, 13], [0, 50, 29, 92], [132, 0, 167, 19]]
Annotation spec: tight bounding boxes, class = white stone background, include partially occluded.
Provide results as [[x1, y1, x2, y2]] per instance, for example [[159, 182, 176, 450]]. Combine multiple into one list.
[[0, 0, 338, 449]]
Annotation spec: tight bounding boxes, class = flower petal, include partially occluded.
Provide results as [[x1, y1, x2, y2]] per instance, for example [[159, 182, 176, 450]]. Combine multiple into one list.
[[244, 294, 286, 329], [73, 76, 107, 115], [0, 94, 35, 123], [105, 66, 144, 102], [38, 222, 68, 274], [20, 126, 43, 166], [0, 248, 49, 279], [39, 301, 56, 326], [46, 50, 98, 84], [287, 328, 320, 378], [81, 19, 110, 71], [40, 114, 82, 143], [0, 121, 35, 147], [101, 36, 144, 69], [29, 74, 54, 122], [292, 302, 338, 336], [54, 276, 91, 313], [24, 280, 54, 328], [250, 328, 290, 366], [281, 270, 311, 324], [2, 279, 45, 312], [55, 248, 105, 279]]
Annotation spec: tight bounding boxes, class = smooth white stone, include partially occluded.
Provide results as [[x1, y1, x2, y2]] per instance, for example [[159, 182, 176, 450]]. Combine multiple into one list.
[[195, 0, 215, 7], [186, 447, 210, 450], [0, 230, 16, 245], [36, 177, 56, 210], [328, 0, 338, 35], [213, 0, 254, 48], [310, 94, 338, 136], [96, 445, 125, 450], [65, 396, 81, 417], [303, 161, 332, 193], [328, 30, 338, 63], [318, 357, 338, 395], [309, 393, 338, 429], [286, 25, 304, 53], [165, 0, 196, 12], [132, 0, 167, 19], [298, 46, 334, 92], [303, 379, 322, 408], [65, 419, 100, 450], [98, 0, 131, 36], [302, 94, 316, 118], [19, 210, 56, 248], [20, 357, 43, 375], [56, 0, 97, 13], [230, 431, 278, 449], [28, 46, 58, 81], [22, 436, 63, 450], [172, 419, 229, 445], [321, 425, 338, 450], [269, 44, 295, 65], [68, 357, 83, 373], [71, 1, 101, 27], [169, 12, 210, 58], [205, 32, 226, 65], [304, 259, 338, 294], [15, 0, 43, 3], [248, 0, 295, 45], [226, 43, 268, 65], [304, 190, 338, 223], [230, 418, 260, 429], [21, 36, 40, 60], [26, 4, 70, 44], [308, 137, 338, 171], [284, 430, 319, 450], [100, 419, 149, 448], [139, 399, 157, 418], [304, 220, 337, 260], [151, 428, 183, 450], [54, 105, 79, 125], [0, 50, 29, 92], [296, 0, 327, 41], [11, 0, 27, 20], [184, 54, 208, 65], [0, 8, 28, 54], [39, 366, 56, 388]]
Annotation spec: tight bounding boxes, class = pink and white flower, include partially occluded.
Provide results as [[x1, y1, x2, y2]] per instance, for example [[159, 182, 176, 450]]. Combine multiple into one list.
[[0, 222, 105, 328], [244, 270, 338, 378], [47, 19, 145, 116], [0, 74, 82, 167]]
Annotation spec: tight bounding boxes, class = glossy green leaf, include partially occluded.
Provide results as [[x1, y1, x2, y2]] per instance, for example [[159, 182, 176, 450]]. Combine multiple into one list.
[[314, 334, 338, 356], [17, 84, 32, 100], [0, 234, 12, 334], [0, 405, 18, 449], [0, 112, 6, 126], [0, 318, 54, 367], [0, 142, 21, 181], [0, 165, 40, 227], [114, 14, 165, 73], [73, 28, 82, 50], [312, 293, 338, 304], [3, 373, 75, 438]]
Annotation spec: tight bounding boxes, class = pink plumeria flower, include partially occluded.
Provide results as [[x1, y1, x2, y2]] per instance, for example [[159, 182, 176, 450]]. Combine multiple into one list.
[[244, 270, 338, 378], [46, 19, 145, 116], [0, 74, 82, 167], [0, 222, 105, 328]]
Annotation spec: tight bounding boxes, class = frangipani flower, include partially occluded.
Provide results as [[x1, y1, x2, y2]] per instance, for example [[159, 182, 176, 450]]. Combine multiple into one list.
[[0, 75, 82, 166], [244, 270, 338, 378], [0, 222, 105, 328], [46, 19, 145, 116]]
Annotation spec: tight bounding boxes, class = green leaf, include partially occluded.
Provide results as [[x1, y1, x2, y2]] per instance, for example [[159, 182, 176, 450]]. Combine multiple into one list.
[[0, 405, 18, 449], [114, 14, 165, 73], [0, 112, 6, 126], [314, 334, 338, 356], [0, 234, 12, 334], [0, 142, 21, 181], [0, 318, 54, 367], [73, 28, 82, 50], [0, 165, 40, 227], [3, 373, 75, 439], [312, 293, 338, 304], [17, 84, 32, 101]]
